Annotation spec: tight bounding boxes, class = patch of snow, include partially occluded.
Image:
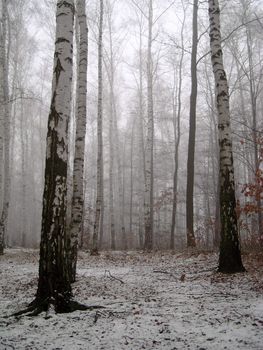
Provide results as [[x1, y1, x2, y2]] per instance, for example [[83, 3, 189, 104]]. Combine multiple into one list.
[[0, 249, 262, 349]]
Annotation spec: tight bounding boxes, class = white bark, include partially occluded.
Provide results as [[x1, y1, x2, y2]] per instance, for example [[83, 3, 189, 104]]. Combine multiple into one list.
[[92, 0, 104, 254], [209, 0, 244, 272], [36, 0, 74, 301], [70, 0, 88, 281]]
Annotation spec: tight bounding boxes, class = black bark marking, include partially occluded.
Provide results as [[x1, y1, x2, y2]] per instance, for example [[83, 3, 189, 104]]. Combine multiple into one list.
[[56, 38, 70, 44], [54, 58, 64, 86]]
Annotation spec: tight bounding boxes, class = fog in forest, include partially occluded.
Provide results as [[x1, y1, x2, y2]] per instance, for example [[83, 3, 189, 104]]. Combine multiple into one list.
[[1, 0, 261, 253], [1, 1, 263, 349]]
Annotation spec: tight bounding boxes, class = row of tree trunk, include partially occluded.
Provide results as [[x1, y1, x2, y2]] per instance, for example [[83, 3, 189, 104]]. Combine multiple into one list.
[[0, 0, 250, 314]]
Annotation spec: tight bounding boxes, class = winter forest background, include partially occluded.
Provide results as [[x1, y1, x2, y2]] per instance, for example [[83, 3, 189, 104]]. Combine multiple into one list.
[[1, 0, 262, 252], [1, 0, 263, 349]]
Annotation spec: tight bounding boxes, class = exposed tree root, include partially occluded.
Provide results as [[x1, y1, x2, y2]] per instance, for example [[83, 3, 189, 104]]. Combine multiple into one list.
[[10, 297, 105, 318]]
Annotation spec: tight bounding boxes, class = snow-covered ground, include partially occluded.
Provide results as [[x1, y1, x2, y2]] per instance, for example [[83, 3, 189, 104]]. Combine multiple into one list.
[[0, 249, 262, 349]]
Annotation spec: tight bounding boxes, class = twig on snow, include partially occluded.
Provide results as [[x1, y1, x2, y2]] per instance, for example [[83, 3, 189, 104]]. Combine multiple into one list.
[[104, 270, 125, 284], [94, 310, 104, 323]]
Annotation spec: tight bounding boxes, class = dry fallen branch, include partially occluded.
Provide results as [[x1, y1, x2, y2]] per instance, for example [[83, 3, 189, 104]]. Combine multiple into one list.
[[94, 310, 108, 323], [104, 270, 125, 284]]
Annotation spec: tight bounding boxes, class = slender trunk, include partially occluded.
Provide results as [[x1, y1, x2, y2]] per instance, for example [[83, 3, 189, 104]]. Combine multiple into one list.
[[0, 13, 4, 218], [109, 159, 115, 249], [144, 0, 154, 250], [208, 0, 245, 273], [205, 64, 220, 248], [245, 25, 263, 240], [129, 119, 135, 244], [106, 9, 116, 251], [69, 0, 88, 282], [92, 0, 104, 255], [113, 104, 127, 249], [186, 0, 198, 248], [170, 9, 185, 250], [122, 141, 126, 247], [0, 0, 10, 255], [138, 20, 145, 249], [98, 162, 104, 248], [98, 160, 104, 248], [109, 98, 115, 249], [20, 91, 27, 246], [237, 64, 250, 237]]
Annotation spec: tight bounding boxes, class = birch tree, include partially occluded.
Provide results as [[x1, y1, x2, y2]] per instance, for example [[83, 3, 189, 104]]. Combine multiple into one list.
[[102, 0, 127, 250], [92, 0, 104, 255], [0, 0, 10, 255], [69, 0, 88, 282], [208, 0, 245, 273], [14, 0, 89, 314]]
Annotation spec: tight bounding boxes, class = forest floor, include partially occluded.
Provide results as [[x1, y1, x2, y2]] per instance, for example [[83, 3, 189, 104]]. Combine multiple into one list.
[[0, 249, 263, 350]]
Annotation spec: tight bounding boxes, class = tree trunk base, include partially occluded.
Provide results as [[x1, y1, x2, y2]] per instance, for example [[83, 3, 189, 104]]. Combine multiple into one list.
[[217, 265, 246, 274], [10, 297, 104, 318], [218, 253, 246, 274]]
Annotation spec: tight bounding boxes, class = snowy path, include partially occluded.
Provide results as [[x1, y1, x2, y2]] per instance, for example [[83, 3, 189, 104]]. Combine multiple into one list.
[[0, 249, 262, 349]]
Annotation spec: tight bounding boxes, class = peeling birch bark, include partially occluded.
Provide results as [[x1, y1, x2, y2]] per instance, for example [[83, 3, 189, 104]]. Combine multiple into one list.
[[92, 0, 104, 255], [32, 0, 82, 312], [69, 0, 88, 282], [208, 0, 245, 273]]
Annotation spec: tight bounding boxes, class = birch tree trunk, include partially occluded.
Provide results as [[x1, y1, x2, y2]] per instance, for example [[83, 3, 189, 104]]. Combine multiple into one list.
[[186, 0, 198, 248], [92, 0, 104, 255], [208, 0, 245, 273], [144, 0, 154, 251], [204, 63, 220, 248], [69, 0, 88, 282], [0, 0, 10, 255], [19, 0, 87, 314]]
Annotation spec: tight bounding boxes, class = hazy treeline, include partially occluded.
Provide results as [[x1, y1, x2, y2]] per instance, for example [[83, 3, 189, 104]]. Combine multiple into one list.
[[1, 0, 262, 250]]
